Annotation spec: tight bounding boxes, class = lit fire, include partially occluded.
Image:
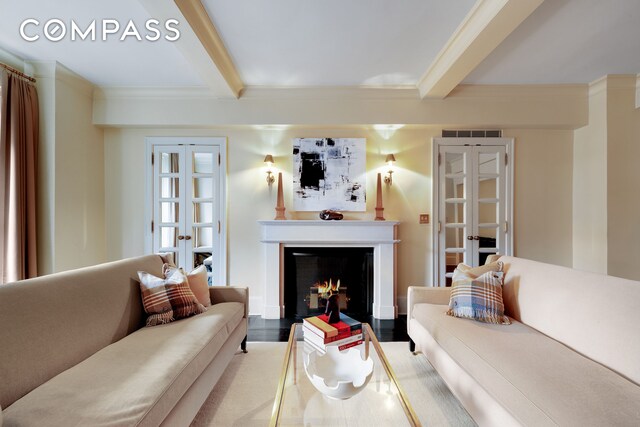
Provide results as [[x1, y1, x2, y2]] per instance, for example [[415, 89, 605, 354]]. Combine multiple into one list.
[[315, 278, 340, 299]]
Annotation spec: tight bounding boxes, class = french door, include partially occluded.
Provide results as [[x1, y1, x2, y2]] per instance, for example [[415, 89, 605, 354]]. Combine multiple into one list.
[[433, 138, 513, 286], [146, 138, 226, 286]]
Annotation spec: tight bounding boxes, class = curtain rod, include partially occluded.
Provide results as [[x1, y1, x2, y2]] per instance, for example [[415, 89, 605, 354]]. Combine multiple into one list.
[[0, 62, 36, 83]]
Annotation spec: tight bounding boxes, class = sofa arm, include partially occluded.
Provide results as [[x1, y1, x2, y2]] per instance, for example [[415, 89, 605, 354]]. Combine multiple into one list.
[[209, 286, 249, 318], [407, 286, 451, 320]]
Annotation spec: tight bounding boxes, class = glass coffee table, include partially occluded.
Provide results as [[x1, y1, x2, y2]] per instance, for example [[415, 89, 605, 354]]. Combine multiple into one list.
[[270, 323, 420, 426]]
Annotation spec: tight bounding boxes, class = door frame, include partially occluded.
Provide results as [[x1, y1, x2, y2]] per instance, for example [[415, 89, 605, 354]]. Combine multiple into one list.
[[431, 137, 514, 287], [144, 136, 228, 285]]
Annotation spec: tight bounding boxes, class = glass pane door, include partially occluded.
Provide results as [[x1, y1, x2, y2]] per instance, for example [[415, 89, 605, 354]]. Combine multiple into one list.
[[473, 146, 506, 266], [440, 147, 473, 286], [153, 146, 185, 266], [186, 146, 220, 285], [434, 138, 512, 287]]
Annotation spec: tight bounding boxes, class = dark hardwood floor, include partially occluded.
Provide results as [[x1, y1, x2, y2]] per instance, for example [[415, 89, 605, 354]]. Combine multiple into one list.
[[247, 315, 409, 342]]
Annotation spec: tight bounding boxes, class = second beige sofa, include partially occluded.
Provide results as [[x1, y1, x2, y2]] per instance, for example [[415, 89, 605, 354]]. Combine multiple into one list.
[[408, 256, 640, 426]]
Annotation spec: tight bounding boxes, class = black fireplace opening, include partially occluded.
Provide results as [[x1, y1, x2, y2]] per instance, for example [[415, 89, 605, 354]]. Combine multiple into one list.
[[284, 247, 374, 320]]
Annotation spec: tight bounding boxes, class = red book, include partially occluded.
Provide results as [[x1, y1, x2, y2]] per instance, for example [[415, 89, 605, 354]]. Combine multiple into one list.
[[303, 327, 363, 349], [304, 338, 364, 355], [302, 324, 362, 343], [303, 313, 363, 338], [316, 313, 362, 334], [337, 340, 363, 352]]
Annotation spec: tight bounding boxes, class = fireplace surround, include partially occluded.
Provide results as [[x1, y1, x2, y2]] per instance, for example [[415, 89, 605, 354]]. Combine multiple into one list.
[[258, 220, 399, 319]]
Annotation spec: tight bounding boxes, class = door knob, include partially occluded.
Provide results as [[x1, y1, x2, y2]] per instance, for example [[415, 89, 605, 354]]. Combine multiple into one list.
[[177, 235, 184, 240], [467, 236, 473, 240], [185, 235, 192, 240], [473, 236, 480, 240]]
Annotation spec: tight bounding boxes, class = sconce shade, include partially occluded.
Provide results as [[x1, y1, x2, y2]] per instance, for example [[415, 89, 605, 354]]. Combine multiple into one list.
[[385, 154, 396, 164], [264, 154, 275, 186], [384, 154, 396, 186]]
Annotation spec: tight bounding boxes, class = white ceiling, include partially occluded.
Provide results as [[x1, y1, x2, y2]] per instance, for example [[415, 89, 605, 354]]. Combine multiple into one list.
[[202, 0, 476, 87], [465, 0, 640, 84], [0, 0, 204, 86], [0, 0, 638, 90]]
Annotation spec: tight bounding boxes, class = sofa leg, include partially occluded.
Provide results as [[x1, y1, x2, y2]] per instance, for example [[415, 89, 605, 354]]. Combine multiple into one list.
[[409, 339, 416, 354], [241, 335, 248, 353]]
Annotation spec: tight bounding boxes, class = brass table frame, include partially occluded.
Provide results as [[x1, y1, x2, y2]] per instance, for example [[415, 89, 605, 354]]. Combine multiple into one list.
[[270, 322, 420, 426]]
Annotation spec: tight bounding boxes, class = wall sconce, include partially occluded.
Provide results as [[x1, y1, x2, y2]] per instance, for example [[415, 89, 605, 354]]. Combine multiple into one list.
[[264, 154, 275, 186], [384, 154, 396, 185]]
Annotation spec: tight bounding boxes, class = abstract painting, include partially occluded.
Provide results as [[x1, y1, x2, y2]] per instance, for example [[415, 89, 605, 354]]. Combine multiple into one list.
[[293, 138, 366, 211]]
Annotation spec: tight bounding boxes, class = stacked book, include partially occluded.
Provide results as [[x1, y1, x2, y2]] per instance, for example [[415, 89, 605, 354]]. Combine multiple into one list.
[[302, 313, 363, 354]]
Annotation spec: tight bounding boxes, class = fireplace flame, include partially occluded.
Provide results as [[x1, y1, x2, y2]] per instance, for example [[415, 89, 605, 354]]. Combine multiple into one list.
[[315, 278, 340, 299]]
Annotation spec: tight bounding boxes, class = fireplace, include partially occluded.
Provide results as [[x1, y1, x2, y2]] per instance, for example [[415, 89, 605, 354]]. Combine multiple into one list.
[[284, 247, 374, 319], [258, 220, 399, 319]]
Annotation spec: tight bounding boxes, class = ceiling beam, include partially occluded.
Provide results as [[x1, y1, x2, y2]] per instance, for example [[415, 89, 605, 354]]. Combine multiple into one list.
[[138, 0, 243, 98], [174, 0, 244, 98], [417, 0, 544, 99]]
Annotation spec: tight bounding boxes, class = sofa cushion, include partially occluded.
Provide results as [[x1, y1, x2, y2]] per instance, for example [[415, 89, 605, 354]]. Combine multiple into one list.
[[500, 256, 640, 385], [3, 302, 244, 427], [413, 303, 640, 426], [185, 265, 212, 307], [138, 268, 206, 326]]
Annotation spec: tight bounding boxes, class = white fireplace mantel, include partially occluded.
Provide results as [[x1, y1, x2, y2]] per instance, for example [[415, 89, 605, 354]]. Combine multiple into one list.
[[258, 220, 399, 319]]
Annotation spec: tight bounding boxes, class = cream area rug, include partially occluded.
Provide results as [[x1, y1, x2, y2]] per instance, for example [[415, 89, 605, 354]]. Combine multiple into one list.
[[191, 342, 475, 427]]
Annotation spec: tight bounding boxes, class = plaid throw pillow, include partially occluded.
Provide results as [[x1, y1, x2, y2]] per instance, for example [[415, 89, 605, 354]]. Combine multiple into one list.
[[447, 261, 511, 325], [163, 264, 211, 307], [137, 268, 206, 327]]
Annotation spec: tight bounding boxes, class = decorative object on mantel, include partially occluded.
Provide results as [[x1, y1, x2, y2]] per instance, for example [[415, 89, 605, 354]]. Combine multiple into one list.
[[375, 173, 385, 221], [384, 154, 396, 185], [293, 138, 366, 212], [264, 154, 275, 186], [274, 172, 287, 220], [319, 210, 344, 221]]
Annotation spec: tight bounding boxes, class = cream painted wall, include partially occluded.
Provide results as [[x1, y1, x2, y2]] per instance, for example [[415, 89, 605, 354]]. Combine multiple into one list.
[[606, 77, 640, 280], [53, 72, 106, 272], [573, 83, 608, 274], [34, 64, 56, 275], [504, 129, 574, 267], [31, 62, 106, 274], [573, 75, 640, 280], [104, 126, 573, 314]]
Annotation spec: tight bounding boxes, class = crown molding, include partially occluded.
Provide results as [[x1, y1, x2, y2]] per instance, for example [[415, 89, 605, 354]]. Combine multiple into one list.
[[93, 86, 217, 99], [93, 85, 421, 101], [449, 83, 587, 99], [636, 74, 640, 109], [417, 0, 544, 99], [240, 86, 420, 100], [29, 61, 94, 97], [0, 46, 26, 71], [93, 83, 587, 129], [588, 75, 637, 98]]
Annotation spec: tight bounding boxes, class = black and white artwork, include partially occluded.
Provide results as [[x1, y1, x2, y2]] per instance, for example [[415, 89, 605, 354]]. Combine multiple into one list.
[[293, 138, 366, 211]]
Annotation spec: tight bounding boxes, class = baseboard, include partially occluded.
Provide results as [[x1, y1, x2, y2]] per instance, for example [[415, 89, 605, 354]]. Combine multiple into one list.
[[397, 296, 407, 315], [249, 296, 262, 316]]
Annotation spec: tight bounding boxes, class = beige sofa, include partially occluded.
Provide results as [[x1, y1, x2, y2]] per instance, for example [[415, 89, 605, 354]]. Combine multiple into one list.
[[0, 254, 248, 426], [408, 256, 640, 426]]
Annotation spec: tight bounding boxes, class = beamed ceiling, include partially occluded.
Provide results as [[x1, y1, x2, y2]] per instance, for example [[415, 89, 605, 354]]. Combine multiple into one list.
[[0, 0, 639, 99]]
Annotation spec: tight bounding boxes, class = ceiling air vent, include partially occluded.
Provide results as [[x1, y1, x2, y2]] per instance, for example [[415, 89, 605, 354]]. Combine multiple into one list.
[[442, 130, 502, 138]]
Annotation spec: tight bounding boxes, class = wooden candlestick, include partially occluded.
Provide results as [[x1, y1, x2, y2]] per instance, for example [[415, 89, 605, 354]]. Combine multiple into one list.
[[274, 172, 287, 220], [375, 172, 385, 221]]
